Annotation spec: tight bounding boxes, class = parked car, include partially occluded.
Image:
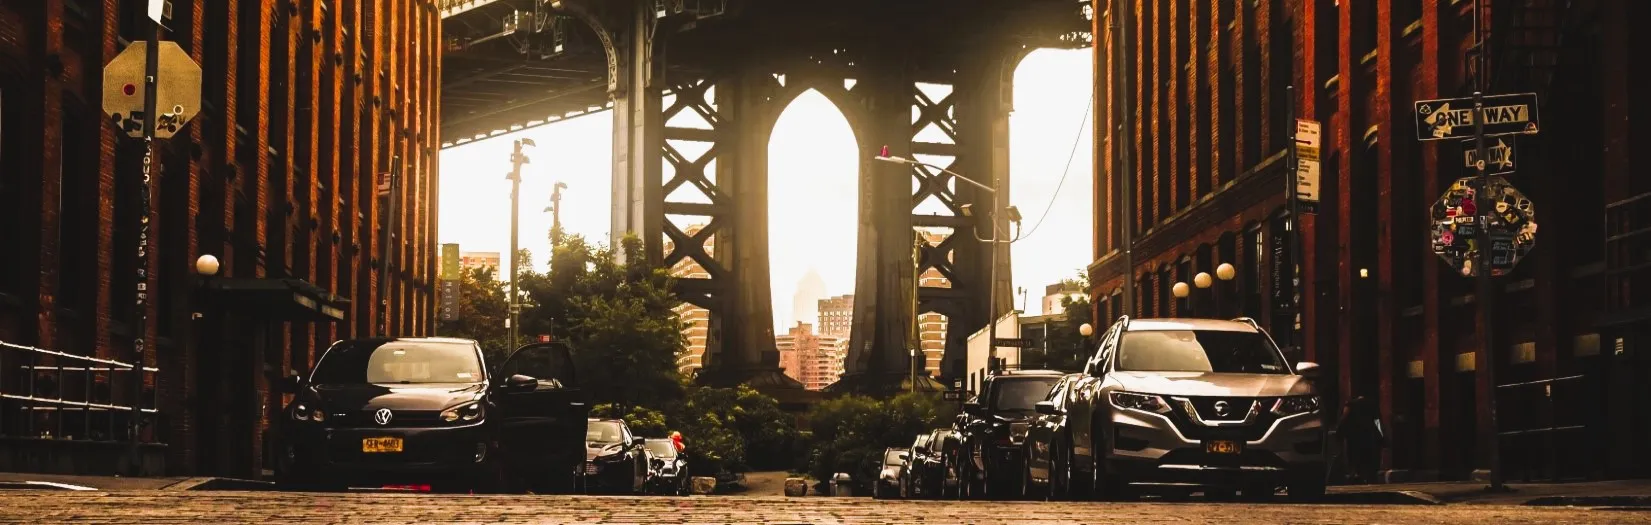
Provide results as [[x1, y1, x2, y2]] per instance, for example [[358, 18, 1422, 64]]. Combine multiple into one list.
[[955, 369, 1067, 499], [273, 339, 588, 493], [1022, 373, 1084, 499], [1058, 317, 1326, 501], [904, 428, 958, 499], [872, 447, 910, 499], [900, 432, 931, 498], [581, 418, 649, 494], [643, 438, 689, 495]]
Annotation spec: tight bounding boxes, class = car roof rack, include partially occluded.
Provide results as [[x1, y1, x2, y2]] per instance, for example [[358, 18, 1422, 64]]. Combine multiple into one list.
[[1230, 317, 1262, 331]]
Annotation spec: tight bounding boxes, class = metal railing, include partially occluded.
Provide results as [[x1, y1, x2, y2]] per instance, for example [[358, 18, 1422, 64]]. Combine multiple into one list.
[[1495, 374, 1588, 482], [1, 339, 159, 443]]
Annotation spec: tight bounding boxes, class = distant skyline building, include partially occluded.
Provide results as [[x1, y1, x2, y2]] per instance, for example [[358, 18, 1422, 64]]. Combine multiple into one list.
[[817, 294, 854, 337], [1042, 281, 1088, 316], [665, 225, 715, 376], [776, 322, 847, 391], [793, 268, 828, 328], [459, 251, 502, 275]]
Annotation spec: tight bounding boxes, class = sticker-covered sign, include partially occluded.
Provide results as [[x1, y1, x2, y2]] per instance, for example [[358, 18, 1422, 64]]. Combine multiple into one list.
[[1430, 176, 1538, 277]]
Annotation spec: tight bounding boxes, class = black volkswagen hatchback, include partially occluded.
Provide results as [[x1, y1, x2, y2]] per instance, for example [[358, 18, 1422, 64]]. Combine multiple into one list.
[[273, 338, 589, 493]]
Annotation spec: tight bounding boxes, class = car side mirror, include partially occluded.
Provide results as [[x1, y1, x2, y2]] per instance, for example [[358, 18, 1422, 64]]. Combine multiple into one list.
[[913, 445, 927, 454], [500, 374, 538, 392], [962, 401, 981, 415], [632, 436, 646, 447], [1295, 361, 1321, 378], [1034, 400, 1062, 416]]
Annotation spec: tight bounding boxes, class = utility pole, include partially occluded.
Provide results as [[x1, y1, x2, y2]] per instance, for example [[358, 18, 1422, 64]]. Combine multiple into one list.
[[507, 139, 534, 349], [1471, 0, 1505, 493], [546, 181, 567, 250], [1113, 0, 1135, 317], [379, 155, 400, 335]]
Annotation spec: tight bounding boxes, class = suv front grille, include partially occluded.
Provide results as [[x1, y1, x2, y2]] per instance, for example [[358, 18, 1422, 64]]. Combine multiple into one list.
[[328, 409, 449, 428], [1164, 396, 1279, 442]]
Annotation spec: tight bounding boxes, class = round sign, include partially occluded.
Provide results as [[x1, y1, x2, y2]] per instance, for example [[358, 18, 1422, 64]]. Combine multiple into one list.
[[1430, 176, 1537, 277]]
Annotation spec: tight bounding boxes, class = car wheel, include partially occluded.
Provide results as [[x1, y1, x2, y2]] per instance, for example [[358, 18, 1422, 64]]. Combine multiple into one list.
[[1090, 457, 1127, 501]]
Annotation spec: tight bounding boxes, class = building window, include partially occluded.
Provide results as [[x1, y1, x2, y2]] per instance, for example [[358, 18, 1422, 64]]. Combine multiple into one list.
[[58, 95, 97, 353], [0, 82, 24, 299]]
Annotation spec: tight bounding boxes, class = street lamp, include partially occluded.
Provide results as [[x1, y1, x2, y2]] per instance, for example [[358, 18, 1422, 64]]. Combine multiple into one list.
[[876, 148, 1021, 374], [1193, 272, 1213, 289], [1216, 263, 1236, 281], [195, 254, 220, 277], [1078, 323, 1093, 337], [1172, 281, 1190, 299]]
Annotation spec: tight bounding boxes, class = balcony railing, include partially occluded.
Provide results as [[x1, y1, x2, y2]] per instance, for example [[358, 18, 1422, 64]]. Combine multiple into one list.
[[1, 339, 160, 443]]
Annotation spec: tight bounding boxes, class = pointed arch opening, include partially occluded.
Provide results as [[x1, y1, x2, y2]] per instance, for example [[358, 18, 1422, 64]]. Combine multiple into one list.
[[768, 89, 860, 377]]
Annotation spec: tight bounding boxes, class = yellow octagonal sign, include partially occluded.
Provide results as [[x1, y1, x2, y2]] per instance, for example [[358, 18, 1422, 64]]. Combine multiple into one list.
[[102, 40, 201, 139]]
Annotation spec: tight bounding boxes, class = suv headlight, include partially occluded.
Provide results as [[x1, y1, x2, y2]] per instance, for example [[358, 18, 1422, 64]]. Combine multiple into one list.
[[441, 401, 485, 422], [1271, 395, 1320, 417], [1109, 391, 1172, 414], [289, 403, 325, 422]]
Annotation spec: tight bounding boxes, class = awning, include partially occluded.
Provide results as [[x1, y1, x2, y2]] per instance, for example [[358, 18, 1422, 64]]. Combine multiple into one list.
[[206, 278, 351, 323]]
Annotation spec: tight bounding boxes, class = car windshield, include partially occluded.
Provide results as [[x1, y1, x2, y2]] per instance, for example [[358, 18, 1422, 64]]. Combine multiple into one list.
[[310, 340, 484, 384], [587, 421, 625, 444], [645, 440, 677, 458], [990, 377, 1061, 412], [1116, 330, 1289, 374], [884, 450, 905, 464]]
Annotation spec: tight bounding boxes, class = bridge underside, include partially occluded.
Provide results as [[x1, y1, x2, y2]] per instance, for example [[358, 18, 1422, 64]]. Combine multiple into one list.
[[442, 0, 1090, 395]]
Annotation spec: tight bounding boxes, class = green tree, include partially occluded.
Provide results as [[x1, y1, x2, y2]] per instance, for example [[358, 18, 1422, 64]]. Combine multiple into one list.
[[591, 403, 670, 438], [442, 266, 514, 364], [516, 233, 686, 411]]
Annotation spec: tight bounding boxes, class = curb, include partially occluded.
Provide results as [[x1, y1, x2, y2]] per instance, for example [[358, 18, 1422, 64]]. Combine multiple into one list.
[[1525, 496, 1651, 508], [163, 477, 277, 491], [1323, 490, 1445, 505], [0, 481, 100, 491]]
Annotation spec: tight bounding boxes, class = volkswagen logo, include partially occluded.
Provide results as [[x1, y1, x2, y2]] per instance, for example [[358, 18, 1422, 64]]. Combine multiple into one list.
[[373, 408, 394, 426], [1213, 400, 1232, 417]]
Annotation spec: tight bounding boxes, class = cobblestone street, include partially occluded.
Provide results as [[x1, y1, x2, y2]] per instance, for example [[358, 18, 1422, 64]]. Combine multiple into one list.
[[0, 491, 1646, 524]]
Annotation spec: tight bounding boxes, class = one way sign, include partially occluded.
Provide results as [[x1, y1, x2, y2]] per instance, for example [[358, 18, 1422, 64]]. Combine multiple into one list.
[[1460, 136, 1517, 176], [1414, 93, 1540, 141]]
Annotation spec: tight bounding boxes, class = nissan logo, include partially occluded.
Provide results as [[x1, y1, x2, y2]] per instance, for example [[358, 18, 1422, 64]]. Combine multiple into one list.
[[373, 408, 394, 426], [1213, 400, 1231, 417]]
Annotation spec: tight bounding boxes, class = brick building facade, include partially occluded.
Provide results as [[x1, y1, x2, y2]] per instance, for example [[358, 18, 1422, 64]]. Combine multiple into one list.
[[1089, 0, 1643, 480], [0, 0, 440, 477]]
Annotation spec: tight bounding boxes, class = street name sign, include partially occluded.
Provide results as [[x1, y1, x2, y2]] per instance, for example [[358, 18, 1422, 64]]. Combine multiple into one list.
[[1413, 93, 1540, 141], [102, 40, 201, 139], [1461, 136, 1517, 176], [1294, 119, 1322, 204], [992, 337, 1032, 348]]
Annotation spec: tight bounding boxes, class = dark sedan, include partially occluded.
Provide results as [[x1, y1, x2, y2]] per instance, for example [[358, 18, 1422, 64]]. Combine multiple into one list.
[[580, 419, 648, 494], [644, 438, 689, 495], [273, 338, 589, 493]]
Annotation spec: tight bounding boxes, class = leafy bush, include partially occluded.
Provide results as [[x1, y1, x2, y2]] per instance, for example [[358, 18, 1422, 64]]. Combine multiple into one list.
[[805, 392, 957, 482]]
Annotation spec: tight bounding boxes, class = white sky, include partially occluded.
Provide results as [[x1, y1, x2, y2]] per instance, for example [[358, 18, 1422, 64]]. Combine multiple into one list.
[[439, 48, 1093, 331]]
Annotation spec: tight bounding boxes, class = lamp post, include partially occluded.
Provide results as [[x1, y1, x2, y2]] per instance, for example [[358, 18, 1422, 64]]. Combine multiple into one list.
[[1172, 281, 1190, 318], [1078, 323, 1094, 367], [506, 138, 535, 349], [1216, 263, 1236, 317], [875, 150, 1021, 374]]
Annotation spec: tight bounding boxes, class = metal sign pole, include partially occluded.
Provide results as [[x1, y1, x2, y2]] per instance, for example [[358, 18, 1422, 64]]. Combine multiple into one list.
[[1470, 0, 1505, 493], [129, 17, 161, 461], [1286, 85, 1303, 353]]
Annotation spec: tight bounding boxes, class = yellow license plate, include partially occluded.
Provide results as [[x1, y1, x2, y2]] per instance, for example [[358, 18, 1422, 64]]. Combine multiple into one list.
[[1205, 440, 1241, 455], [362, 437, 404, 453]]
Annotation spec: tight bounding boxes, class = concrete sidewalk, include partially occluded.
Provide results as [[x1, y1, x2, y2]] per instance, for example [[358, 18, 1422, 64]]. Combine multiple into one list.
[[0, 472, 272, 491], [1332, 479, 1651, 506]]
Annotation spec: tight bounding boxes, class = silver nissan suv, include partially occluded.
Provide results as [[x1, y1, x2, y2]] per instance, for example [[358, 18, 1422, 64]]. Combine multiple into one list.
[[1058, 317, 1325, 500]]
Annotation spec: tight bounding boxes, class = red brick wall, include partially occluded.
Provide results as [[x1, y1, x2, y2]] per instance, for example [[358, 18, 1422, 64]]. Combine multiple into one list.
[[0, 0, 440, 475], [1090, 0, 1638, 479]]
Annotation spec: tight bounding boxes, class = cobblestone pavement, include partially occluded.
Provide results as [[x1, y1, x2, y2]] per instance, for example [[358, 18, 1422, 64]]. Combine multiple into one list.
[[0, 491, 1647, 524]]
